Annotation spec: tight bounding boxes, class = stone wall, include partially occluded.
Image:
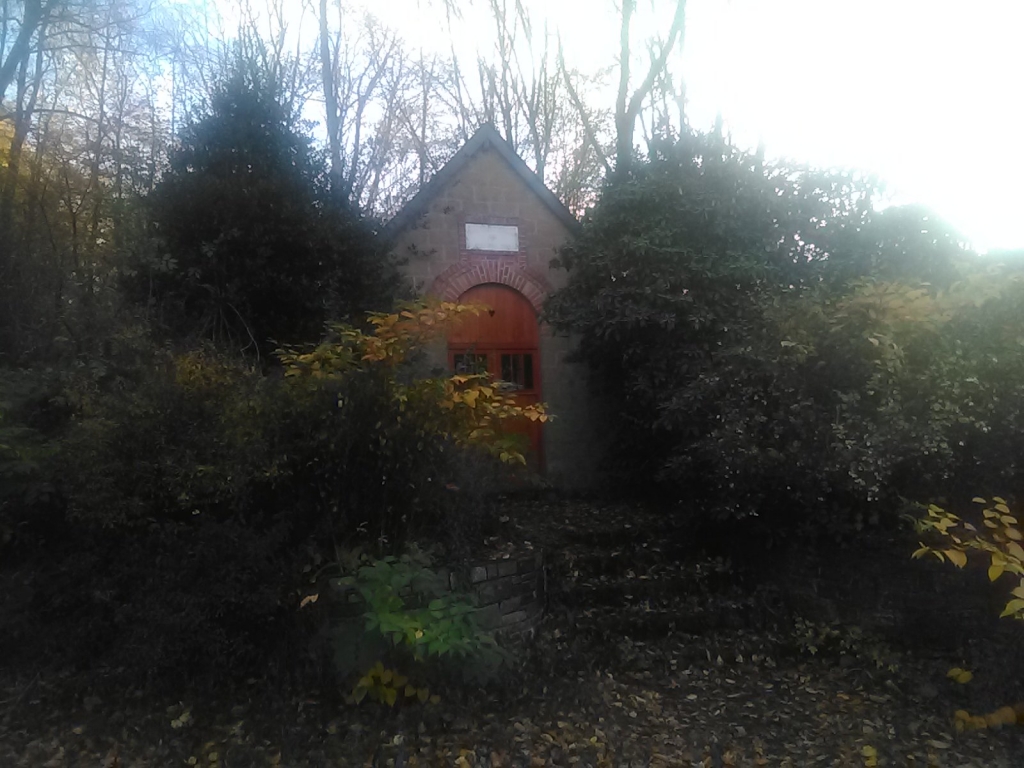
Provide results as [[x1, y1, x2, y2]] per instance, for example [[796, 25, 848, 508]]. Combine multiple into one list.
[[460, 552, 546, 639]]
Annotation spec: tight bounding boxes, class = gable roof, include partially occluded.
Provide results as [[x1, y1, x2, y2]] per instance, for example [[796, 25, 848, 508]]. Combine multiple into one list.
[[383, 124, 580, 240]]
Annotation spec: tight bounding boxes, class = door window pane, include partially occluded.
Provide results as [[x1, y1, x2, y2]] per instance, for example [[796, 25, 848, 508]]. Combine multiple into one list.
[[500, 353, 534, 389], [453, 353, 488, 374]]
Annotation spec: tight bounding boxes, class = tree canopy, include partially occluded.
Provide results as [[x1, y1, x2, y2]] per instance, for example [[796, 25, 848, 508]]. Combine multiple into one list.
[[139, 67, 399, 356]]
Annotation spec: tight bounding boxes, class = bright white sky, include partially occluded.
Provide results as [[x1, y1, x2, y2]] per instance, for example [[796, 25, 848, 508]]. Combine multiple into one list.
[[362, 0, 1024, 252]]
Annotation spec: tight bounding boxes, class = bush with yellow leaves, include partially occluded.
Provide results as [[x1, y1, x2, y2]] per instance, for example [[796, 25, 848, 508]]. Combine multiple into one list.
[[913, 497, 1024, 620], [913, 497, 1024, 734], [277, 299, 552, 550], [279, 300, 549, 467]]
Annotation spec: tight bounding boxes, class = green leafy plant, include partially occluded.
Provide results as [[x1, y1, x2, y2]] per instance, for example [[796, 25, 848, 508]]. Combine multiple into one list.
[[310, 548, 507, 705]]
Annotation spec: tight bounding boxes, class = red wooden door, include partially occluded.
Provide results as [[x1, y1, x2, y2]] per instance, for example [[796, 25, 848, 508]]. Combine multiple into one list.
[[448, 284, 543, 467]]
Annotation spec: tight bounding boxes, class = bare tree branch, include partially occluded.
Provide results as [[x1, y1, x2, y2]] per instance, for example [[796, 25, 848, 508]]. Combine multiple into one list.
[[557, 38, 611, 178], [614, 0, 686, 173]]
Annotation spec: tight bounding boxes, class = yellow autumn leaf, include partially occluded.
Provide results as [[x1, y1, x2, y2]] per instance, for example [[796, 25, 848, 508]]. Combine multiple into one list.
[[989, 563, 1005, 582], [947, 667, 973, 684], [999, 598, 1024, 618], [944, 549, 967, 568]]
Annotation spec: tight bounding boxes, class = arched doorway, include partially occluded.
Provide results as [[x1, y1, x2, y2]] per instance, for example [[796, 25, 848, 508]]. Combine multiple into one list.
[[448, 283, 543, 466]]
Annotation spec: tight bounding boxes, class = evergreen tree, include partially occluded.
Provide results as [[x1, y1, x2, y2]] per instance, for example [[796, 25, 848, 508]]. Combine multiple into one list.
[[138, 65, 399, 357]]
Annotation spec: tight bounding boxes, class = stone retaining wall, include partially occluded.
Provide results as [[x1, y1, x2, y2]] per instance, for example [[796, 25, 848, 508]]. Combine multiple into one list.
[[457, 551, 545, 639]]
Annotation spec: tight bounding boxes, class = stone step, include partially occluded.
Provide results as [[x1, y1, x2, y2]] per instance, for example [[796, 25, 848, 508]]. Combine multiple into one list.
[[546, 549, 713, 579], [559, 525, 686, 549], [567, 573, 744, 605], [573, 603, 766, 641]]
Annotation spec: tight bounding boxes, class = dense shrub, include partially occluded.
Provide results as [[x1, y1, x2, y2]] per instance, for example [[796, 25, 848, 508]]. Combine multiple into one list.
[[2, 301, 547, 675], [61, 349, 269, 527], [548, 129, 1024, 533], [275, 303, 549, 552], [0, 368, 64, 545], [7, 351, 302, 676]]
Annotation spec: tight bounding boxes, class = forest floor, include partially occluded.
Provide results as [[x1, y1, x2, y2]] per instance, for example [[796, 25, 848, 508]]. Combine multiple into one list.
[[2, 498, 1023, 767]]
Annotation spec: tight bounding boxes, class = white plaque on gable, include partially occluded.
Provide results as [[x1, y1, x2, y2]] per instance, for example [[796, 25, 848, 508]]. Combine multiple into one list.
[[465, 223, 519, 252]]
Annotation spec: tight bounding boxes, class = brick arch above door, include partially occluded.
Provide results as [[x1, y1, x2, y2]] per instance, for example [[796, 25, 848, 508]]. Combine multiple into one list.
[[428, 258, 552, 313]]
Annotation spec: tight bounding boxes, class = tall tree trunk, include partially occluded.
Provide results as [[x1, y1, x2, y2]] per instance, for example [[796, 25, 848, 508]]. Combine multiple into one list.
[[319, 0, 343, 195], [613, 0, 686, 175], [0, 0, 47, 103], [613, 0, 634, 174], [81, 16, 112, 321]]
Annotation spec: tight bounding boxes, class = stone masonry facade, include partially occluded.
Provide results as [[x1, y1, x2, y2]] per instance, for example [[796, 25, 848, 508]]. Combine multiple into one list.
[[389, 135, 604, 488]]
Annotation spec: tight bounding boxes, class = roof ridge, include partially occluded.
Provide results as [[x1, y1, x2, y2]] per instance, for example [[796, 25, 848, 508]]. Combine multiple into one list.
[[383, 124, 580, 240]]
